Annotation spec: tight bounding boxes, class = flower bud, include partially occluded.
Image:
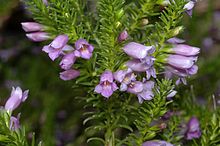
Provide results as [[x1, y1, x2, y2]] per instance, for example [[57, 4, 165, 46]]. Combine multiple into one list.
[[26, 32, 50, 42], [21, 22, 44, 32], [172, 44, 200, 56], [10, 114, 20, 131], [60, 69, 80, 81], [141, 19, 149, 26], [185, 117, 201, 140], [168, 55, 197, 69], [118, 30, 128, 42], [170, 26, 184, 37]]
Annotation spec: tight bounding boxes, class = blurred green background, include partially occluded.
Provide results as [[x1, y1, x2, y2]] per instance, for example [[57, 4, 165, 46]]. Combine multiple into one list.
[[0, 0, 220, 145]]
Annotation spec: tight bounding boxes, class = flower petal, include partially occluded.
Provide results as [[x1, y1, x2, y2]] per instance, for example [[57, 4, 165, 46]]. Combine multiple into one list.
[[60, 69, 80, 81], [102, 84, 113, 98], [100, 71, 114, 83], [94, 84, 103, 93], [167, 37, 185, 44], [113, 70, 127, 83], [22, 90, 29, 102]]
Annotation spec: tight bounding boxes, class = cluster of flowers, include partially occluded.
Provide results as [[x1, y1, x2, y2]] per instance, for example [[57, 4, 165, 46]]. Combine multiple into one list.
[[2, 87, 29, 130], [165, 37, 200, 85], [94, 40, 157, 103], [22, 22, 94, 81], [95, 31, 199, 104]]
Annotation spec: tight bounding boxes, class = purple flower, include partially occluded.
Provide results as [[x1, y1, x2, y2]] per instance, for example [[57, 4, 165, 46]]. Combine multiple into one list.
[[59, 69, 80, 81], [167, 37, 185, 44], [10, 114, 20, 131], [42, 35, 69, 61], [162, 110, 175, 120], [118, 30, 128, 42], [42, 0, 48, 5], [185, 117, 201, 140], [114, 70, 154, 103], [123, 42, 155, 59], [5, 87, 29, 111], [114, 69, 136, 91], [137, 79, 154, 103], [171, 44, 200, 56], [126, 59, 151, 72], [95, 71, 118, 98], [74, 39, 94, 59], [123, 42, 156, 79], [183, 1, 196, 16], [126, 57, 156, 79], [26, 32, 50, 42], [166, 65, 198, 85], [168, 55, 197, 69], [21, 22, 44, 32], [142, 140, 173, 146], [59, 53, 77, 70], [168, 65, 198, 77], [127, 81, 143, 94]]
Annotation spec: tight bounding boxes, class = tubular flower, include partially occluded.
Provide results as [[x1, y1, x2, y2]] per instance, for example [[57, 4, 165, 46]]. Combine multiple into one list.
[[171, 44, 200, 56], [168, 55, 197, 69], [5, 87, 29, 111], [95, 71, 118, 98], [26, 32, 50, 42], [167, 37, 185, 44], [42, 35, 69, 61], [74, 39, 94, 60], [123, 42, 155, 59], [10, 114, 20, 131], [137, 79, 154, 103], [185, 117, 201, 140], [183, 0, 196, 16], [21, 22, 44, 32], [142, 140, 173, 146], [113, 69, 136, 91], [126, 56, 156, 80], [59, 69, 80, 81], [118, 30, 128, 42], [166, 65, 198, 85], [59, 52, 77, 70]]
